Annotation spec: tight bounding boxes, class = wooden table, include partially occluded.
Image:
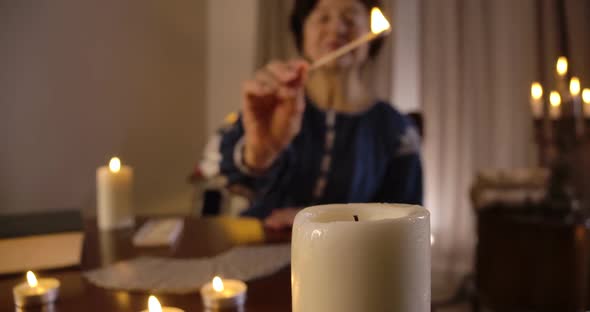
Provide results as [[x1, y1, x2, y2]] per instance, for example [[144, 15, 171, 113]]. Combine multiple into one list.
[[0, 217, 292, 312]]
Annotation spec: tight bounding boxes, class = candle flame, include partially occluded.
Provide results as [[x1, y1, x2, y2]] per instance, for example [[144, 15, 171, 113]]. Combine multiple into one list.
[[550, 91, 561, 107], [26, 271, 38, 288], [370, 7, 390, 34], [570, 77, 581, 96], [148, 295, 163, 312], [556, 57, 568, 76], [583, 89, 590, 104], [531, 82, 543, 100], [430, 234, 435, 245], [212, 276, 224, 292], [109, 157, 121, 173]]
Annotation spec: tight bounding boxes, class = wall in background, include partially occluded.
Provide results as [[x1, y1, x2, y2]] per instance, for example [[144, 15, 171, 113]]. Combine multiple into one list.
[[391, 0, 421, 112], [206, 0, 259, 135], [0, 0, 211, 215]]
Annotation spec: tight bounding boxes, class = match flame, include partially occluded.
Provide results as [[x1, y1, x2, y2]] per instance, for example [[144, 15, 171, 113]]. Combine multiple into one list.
[[109, 157, 121, 173], [26, 271, 38, 288], [148, 295, 162, 312], [550, 91, 561, 107], [370, 8, 390, 34], [531, 82, 543, 100], [212, 276, 224, 292]]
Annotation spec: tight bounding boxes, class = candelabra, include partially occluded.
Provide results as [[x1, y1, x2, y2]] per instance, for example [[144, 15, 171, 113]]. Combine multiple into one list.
[[531, 56, 590, 215]]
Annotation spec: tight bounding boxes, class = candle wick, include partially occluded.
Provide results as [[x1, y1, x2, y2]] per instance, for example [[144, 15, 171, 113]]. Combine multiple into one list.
[[353, 215, 359, 222]]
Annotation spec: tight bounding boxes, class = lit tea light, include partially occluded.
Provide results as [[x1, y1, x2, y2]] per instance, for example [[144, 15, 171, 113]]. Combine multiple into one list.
[[140, 295, 184, 312], [310, 7, 391, 70], [13, 271, 60, 308], [200, 276, 247, 309]]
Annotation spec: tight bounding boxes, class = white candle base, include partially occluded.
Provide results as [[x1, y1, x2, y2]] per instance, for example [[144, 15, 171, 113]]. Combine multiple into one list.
[[292, 203, 431, 312], [200, 280, 247, 309], [13, 278, 60, 308]]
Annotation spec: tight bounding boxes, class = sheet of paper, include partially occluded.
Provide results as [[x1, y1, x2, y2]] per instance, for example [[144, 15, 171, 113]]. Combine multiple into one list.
[[0, 232, 83, 275], [84, 243, 291, 294]]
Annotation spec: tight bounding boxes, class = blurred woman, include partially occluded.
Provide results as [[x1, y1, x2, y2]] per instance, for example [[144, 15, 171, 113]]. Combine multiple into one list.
[[203, 0, 422, 229]]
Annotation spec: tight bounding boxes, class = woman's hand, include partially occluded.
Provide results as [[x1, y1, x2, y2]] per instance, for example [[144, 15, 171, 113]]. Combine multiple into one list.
[[264, 207, 301, 230], [241, 60, 309, 172]]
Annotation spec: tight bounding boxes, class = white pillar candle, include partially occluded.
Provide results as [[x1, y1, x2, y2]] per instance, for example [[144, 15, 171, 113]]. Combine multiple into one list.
[[292, 203, 430, 312], [96, 157, 134, 230], [583, 88, 590, 118]]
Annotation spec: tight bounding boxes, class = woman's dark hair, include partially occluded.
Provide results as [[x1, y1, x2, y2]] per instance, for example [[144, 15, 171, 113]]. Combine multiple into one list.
[[290, 0, 384, 59]]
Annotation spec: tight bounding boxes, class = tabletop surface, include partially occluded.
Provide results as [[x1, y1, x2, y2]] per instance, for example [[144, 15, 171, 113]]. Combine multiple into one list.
[[0, 217, 293, 312]]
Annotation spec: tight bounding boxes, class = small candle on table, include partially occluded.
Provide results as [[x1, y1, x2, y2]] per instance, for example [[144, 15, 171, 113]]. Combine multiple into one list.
[[549, 91, 562, 120], [13, 271, 60, 308], [96, 156, 134, 230], [200, 276, 247, 309], [292, 203, 431, 312], [309, 7, 391, 71], [140, 295, 184, 312], [530, 82, 544, 118]]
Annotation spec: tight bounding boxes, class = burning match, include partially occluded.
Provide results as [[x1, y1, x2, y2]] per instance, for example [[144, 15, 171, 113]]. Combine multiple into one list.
[[309, 7, 391, 71]]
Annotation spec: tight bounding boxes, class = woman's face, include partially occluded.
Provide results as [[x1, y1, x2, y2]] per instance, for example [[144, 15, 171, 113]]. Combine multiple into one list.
[[303, 0, 371, 69]]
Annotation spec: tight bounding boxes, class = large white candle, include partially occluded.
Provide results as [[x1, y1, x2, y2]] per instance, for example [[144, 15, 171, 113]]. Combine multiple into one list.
[[292, 203, 430, 312], [96, 157, 134, 230]]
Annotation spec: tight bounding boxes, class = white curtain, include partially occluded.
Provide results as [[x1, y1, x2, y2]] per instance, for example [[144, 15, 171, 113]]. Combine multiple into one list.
[[422, 0, 538, 275], [422, 0, 590, 278]]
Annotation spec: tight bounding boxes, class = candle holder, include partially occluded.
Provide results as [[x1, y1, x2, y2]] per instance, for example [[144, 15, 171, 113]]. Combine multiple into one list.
[[531, 61, 590, 217]]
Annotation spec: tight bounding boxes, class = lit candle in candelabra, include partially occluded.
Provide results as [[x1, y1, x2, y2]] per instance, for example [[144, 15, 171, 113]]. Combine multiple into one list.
[[556, 57, 568, 77], [550, 91, 561, 120], [556, 57, 568, 94], [570, 77, 581, 96], [583, 88, 590, 118], [530, 82, 544, 118], [570, 77, 584, 135]]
